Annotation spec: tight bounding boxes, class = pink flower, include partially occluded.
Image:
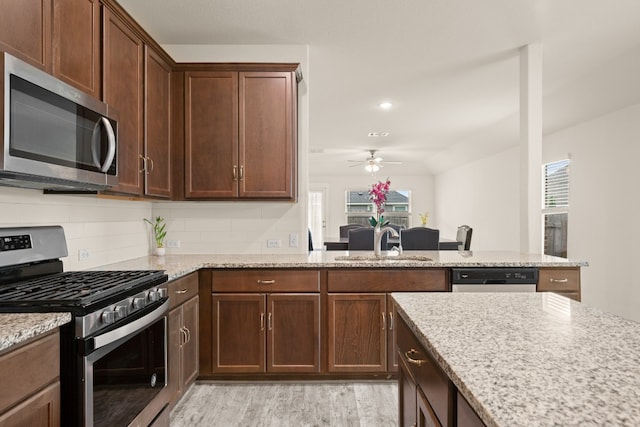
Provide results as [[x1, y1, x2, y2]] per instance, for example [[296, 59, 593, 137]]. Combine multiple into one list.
[[368, 179, 391, 226]]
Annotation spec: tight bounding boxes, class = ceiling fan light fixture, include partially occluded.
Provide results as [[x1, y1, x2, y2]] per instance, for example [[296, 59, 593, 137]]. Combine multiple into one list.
[[365, 163, 380, 173], [378, 102, 393, 110]]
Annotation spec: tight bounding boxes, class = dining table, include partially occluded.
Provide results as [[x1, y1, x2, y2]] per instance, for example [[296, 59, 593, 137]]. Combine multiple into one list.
[[323, 236, 461, 251]]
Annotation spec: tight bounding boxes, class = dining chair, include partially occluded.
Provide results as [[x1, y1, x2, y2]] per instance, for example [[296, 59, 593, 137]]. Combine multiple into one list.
[[456, 225, 473, 250], [348, 227, 386, 250], [400, 227, 440, 250], [339, 224, 365, 238]]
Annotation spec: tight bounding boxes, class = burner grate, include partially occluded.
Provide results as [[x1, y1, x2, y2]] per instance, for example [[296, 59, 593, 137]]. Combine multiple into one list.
[[0, 270, 167, 309]]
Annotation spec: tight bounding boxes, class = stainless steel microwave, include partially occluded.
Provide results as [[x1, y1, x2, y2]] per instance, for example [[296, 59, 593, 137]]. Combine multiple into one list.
[[0, 51, 118, 191]]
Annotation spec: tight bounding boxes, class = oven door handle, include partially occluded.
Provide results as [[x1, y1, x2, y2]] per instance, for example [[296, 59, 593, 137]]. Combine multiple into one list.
[[92, 299, 169, 351]]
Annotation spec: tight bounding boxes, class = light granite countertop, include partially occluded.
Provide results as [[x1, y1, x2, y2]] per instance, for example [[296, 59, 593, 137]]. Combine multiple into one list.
[[94, 251, 587, 281], [0, 312, 71, 353], [392, 292, 640, 427]]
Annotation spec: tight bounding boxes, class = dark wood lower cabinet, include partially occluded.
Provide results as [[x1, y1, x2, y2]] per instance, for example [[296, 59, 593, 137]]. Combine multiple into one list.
[[327, 293, 387, 373], [397, 315, 485, 427], [211, 293, 320, 374]]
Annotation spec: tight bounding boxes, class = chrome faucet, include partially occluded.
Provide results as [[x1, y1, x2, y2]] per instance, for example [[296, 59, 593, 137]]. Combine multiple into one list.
[[374, 226, 399, 257]]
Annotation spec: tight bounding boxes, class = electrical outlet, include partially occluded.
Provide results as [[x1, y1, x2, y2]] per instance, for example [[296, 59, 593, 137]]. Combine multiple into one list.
[[289, 233, 299, 248], [267, 239, 281, 248], [78, 248, 90, 261], [166, 240, 181, 248]]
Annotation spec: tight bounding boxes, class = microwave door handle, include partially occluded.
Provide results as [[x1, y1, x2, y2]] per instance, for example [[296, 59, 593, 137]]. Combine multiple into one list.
[[100, 117, 116, 172], [90, 117, 116, 173]]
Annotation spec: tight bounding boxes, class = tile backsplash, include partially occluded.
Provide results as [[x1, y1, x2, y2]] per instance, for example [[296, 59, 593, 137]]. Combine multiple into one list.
[[0, 187, 152, 271]]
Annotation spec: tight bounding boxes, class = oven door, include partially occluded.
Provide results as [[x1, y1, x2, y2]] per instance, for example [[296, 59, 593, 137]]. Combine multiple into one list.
[[82, 299, 168, 427]]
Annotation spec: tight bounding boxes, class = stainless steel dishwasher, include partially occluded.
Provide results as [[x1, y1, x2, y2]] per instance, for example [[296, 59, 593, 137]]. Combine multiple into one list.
[[451, 267, 538, 292]]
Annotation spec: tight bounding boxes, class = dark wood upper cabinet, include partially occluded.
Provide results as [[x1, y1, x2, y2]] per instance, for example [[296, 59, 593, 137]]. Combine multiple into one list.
[[144, 46, 172, 198], [184, 71, 239, 199], [239, 71, 296, 199], [102, 7, 145, 195], [183, 66, 298, 201], [0, 0, 51, 71], [52, 0, 101, 98]]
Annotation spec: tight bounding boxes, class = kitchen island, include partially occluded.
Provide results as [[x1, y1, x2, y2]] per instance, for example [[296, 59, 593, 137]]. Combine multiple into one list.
[[392, 292, 640, 426]]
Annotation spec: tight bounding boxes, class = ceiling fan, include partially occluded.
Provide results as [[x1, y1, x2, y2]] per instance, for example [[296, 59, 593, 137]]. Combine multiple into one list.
[[348, 149, 402, 173]]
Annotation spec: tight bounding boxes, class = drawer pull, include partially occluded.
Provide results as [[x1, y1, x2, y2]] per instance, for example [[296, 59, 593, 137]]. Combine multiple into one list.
[[257, 280, 276, 285], [405, 349, 426, 366], [549, 278, 569, 283], [175, 289, 188, 294]]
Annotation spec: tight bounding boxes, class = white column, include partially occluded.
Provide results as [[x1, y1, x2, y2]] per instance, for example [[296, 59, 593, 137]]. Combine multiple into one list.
[[519, 44, 543, 254]]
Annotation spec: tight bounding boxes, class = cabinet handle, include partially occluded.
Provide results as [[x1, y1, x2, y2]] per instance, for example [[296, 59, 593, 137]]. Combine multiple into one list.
[[260, 313, 265, 331], [180, 327, 187, 346], [268, 312, 273, 330], [549, 278, 569, 283], [184, 327, 191, 344], [232, 165, 238, 181], [388, 312, 393, 331], [147, 157, 154, 174], [139, 154, 147, 173], [175, 289, 188, 294], [405, 349, 426, 366], [257, 280, 275, 285], [381, 312, 386, 330], [239, 165, 244, 181]]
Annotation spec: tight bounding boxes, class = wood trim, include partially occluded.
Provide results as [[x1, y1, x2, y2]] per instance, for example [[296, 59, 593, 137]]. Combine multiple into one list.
[[327, 269, 449, 292], [174, 62, 300, 73]]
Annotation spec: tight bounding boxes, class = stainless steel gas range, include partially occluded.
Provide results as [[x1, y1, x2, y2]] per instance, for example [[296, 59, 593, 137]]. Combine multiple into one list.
[[0, 226, 169, 426]]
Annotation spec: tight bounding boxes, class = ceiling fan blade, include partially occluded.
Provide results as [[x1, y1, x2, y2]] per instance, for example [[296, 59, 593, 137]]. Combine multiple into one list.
[[383, 161, 403, 164], [348, 163, 364, 167]]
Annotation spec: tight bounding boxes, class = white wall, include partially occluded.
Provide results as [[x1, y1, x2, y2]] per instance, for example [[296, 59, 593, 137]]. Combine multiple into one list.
[[435, 103, 640, 322], [435, 147, 521, 251], [310, 174, 436, 239], [0, 186, 152, 271], [543, 103, 640, 322], [159, 44, 310, 254]]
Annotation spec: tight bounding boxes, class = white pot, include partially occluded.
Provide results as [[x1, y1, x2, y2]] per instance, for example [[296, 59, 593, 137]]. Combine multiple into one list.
[[153, 247, 166, 256]]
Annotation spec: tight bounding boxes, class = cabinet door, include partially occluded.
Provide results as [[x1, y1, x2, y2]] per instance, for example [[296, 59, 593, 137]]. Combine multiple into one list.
[[52, 0, 100, 98], [0, 0, 50, 70], [398, 356, 417, 427], [184, 71, 238, 199], [167, 305, 182, 405], [212, 293, 265, 373], [0, 382, 60, 427], [267, 294, 320, 373], [387, 294, 398, 372], [418, 387, 441, 427], [103, 7, 144, 195], [181, 295, 199, 387], [239, 71, 296, 199], [327, 293, 387, 372], [144, 46, 172, 198]]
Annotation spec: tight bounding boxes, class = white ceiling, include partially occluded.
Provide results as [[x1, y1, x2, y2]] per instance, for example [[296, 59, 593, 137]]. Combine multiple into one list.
[[119, 0, 640, 177]]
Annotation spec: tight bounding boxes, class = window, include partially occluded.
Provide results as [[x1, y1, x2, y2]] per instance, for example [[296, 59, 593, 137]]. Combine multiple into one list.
[[542, 159, 569, 257], [345, 189, 411, 227]]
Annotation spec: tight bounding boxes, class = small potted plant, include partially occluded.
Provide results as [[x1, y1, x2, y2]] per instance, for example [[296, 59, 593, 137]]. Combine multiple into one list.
[[144, 216, 167, 256]]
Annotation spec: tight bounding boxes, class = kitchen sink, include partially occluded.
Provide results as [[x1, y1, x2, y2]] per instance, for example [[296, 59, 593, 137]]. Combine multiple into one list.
[[333, 254, 432, 262]]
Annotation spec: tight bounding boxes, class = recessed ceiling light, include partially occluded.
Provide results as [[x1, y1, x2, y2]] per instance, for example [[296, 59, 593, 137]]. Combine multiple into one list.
[[378, 102, 393, 110], [368, 132, 390, 137]]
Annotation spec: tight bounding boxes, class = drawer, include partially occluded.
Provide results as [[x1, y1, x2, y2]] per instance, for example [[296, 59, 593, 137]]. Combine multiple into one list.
[[537, 268, 580, 293], [327, 269, 449, 292], [211, 270, 320, 292], [166, 272, 199, 309], [397, 315, 452, 427], [0, 331, 59, 414]]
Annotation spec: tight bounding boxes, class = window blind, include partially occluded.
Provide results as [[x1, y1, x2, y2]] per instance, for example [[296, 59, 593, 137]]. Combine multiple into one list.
[[543, 159, 569, 208]]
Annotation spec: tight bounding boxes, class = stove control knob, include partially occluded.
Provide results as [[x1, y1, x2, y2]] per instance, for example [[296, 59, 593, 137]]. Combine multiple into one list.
[[133, 297, 146, 310], [101, 310, 116, 325], [157, 288, 168, 299], [148, 289, 159, 302], [114, 305, 128, 320]]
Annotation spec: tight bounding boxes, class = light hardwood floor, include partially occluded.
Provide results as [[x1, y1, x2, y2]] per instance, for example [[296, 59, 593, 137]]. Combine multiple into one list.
[[170, 381, 398, 427]]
